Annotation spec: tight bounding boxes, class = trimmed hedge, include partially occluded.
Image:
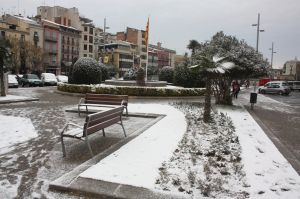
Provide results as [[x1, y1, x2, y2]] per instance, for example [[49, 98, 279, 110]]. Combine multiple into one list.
[[57, 83, 205, 97]]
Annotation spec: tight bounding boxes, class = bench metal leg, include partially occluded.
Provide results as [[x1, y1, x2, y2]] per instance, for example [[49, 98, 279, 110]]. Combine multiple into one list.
[[120, 120, 127, 137], [86, 106, 88, 115], [102, 129, 105, 137], [85, 137, 94, 157], [78, 105, 81, 116], [61, 135, 67, 157]]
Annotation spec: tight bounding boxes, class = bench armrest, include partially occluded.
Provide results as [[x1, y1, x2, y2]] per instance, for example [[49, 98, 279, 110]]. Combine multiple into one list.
[[121, 100, 128, 106], [61, 122, 83, 135], [78, 97, 85, 105]]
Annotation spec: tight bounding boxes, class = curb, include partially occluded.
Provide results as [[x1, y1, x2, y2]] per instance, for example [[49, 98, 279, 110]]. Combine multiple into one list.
[[0, 98, 39, 104]]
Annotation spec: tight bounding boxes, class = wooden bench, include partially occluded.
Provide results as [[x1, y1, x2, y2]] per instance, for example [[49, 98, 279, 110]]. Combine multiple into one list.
[[61, 106, 127, 157], [78, 93, 128, 116]]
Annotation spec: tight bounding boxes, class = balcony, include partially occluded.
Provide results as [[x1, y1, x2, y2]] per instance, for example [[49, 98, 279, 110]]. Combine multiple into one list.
[[45, 49, 58, 54], [45, 36, 58, 42]]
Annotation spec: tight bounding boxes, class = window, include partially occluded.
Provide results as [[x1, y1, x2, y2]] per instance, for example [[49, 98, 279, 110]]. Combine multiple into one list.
[[84, 44, 87, 50], [84, 35, 87, 41], [89, 27, 93, 35], [84, 54, 87, 57], [84, 26, 88, 32], [89, 45, 93, 53], [89, 36, 93, 43]]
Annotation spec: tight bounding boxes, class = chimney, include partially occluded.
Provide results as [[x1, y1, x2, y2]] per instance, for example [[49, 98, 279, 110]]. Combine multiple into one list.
[[157, 42, 162, 48]]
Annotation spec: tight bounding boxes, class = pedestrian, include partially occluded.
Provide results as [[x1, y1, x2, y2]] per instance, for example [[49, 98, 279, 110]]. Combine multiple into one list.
[[233, 81, 240, 99]]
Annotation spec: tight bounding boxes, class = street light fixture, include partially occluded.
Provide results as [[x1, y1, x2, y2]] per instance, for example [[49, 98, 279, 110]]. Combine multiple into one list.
[[269, 42, 276, 68], [252, 13, 265, 52]]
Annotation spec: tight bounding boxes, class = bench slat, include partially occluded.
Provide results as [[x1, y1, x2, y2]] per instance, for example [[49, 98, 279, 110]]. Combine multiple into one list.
[[86, 117, 120, 136]]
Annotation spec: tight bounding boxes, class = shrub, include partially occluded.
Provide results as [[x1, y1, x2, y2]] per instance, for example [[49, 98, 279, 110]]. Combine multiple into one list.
[[71, 57, 102, 84], [159, 66, 174, 83], [174, 65, 205, 88], [57, 83, 205, 97]]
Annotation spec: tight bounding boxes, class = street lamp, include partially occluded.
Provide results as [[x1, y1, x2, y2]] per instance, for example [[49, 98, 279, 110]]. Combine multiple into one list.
[[252, 13, 265, 52], [269, 42, 276, 68]]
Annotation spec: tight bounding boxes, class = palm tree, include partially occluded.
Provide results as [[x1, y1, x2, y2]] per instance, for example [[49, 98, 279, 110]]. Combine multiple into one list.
[[187, 40, 200, 56], [190, 55, 235, 123], [0, 38, 11, 97]]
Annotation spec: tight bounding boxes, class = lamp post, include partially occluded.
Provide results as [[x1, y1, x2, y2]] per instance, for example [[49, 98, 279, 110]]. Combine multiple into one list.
[[103, 18, 110, 63], [269, 42, 276, 68], [252, 13, 265, 52]]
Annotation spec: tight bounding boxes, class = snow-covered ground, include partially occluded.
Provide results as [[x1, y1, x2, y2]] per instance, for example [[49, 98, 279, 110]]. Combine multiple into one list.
[[0, 95, 33, 102], [78, 103, 300, 198], [0, 115, 37, 154]]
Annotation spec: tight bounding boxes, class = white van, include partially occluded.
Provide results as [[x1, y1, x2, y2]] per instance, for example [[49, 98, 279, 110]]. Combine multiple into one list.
[[41, 73, 58, 86], [287, 81, 300, 91]]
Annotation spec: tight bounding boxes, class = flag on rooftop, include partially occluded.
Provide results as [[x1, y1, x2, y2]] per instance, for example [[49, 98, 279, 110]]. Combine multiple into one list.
[[145, 17, 149, 47]]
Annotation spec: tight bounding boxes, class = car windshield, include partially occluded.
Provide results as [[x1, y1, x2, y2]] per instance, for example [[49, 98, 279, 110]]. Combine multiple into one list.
[[28, 74, 39, 79]]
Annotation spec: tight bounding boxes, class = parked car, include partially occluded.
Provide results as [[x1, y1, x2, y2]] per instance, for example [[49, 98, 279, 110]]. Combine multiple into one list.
[[16, 74, 23, 85], [287, 81, 300, 91], [20, 74, 43, 87], [258, 81, 291, 95], [41, 73, 58, 86], [56, 75, 68, 83], [8, 75, 19, 88]]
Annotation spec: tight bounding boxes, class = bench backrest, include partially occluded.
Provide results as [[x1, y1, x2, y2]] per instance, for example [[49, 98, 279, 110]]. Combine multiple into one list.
[[85, 93, 128, 106], [83, 106, 124, 136]]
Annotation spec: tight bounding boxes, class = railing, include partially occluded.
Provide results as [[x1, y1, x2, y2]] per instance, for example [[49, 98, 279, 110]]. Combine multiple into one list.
[[45, 36, 58, 42]]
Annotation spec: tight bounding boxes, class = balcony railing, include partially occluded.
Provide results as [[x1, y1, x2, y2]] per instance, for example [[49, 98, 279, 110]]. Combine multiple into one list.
[[45, 49, 58, 54], [45, 36, 58, 42]]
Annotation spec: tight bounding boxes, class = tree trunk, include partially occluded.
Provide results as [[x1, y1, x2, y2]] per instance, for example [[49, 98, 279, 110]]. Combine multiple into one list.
[[203, 78, 212, 123], [0, 57, 6, 96]]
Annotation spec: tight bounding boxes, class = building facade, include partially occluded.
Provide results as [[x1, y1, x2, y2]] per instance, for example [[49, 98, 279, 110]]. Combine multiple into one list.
[[148, 42, 176, 70], [60, 25, 81, 75], [80, 18, 95, 58], [42, 19, 61, 75], [98, 41, 137, 77], [282, 59, 300, 81], [116, 27, 147, 68]]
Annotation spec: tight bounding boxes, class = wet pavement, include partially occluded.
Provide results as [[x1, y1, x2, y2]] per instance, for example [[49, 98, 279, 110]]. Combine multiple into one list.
[[238, 89, 300, 174]]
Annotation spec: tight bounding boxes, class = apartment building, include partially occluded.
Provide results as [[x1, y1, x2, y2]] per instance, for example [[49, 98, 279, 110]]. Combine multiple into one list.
[[41, 19, 61, 74], [80, 17, 95, 58], [60, 25, 81, 75], [148, 42, 176, 69], [0, 14, 44, 73], [98, 41, 137, 77], [116, 27, 147, 68], [282, 59, 300, 80]]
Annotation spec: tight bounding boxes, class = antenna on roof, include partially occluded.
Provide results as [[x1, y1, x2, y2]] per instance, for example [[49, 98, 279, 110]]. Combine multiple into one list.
[[18, 0, 20, 15]]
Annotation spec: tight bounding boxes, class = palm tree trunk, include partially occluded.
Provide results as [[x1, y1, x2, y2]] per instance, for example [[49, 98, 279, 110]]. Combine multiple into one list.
[[203, 78, 212, 123], [0, 57, 6, 96]]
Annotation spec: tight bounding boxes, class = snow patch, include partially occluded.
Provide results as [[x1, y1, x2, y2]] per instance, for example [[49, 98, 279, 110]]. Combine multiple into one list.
[[0, 115, 38, 154]]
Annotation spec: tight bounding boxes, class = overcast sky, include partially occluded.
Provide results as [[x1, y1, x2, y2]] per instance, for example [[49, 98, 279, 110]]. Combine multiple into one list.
[[1, 0, 300, 68]]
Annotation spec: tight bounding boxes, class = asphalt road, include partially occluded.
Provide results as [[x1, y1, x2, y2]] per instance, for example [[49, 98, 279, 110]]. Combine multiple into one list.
[[239, 88, 300, 174]]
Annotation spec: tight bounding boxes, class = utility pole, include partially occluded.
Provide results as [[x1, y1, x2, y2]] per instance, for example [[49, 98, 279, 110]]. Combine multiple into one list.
[[269, 42, 276, 68], [252, 13, 265, 52], [103, 18, 109, 63]]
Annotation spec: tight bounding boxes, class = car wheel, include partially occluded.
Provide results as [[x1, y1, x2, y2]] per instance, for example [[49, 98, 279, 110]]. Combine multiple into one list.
[[261, 90, 266, 94], [278, 91, 283, 95]]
